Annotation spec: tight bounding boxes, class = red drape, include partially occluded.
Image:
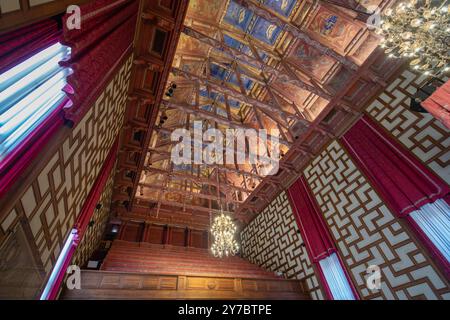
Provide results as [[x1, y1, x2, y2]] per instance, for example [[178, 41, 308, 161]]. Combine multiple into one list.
[[341, 115, 449, 218], [0, 102, 67, 198], [0, 20, 66, 198], [287, 176, 336, 262], [0, 19, 60, 74], [421, 80, 450, 130], [60, 0, 138, 124]]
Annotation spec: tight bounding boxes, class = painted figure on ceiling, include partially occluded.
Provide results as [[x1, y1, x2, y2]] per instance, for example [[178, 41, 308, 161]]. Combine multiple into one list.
[[309, 8, 360, 48], [225, 2, 252, 30]]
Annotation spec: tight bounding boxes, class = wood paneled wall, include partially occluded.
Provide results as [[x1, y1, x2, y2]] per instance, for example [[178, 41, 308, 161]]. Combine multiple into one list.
[[61, 270, 311, 300], [71, 164, 117, 268], [118, 221, 209, 249], [365, 69, 450, 184], [304, 140, 449, 299]]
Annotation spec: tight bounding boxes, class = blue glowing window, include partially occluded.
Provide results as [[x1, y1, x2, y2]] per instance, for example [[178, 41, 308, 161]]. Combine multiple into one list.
[[0, 43, 71, 161], [319, 253, 356, 300], [410, 199, 450, 262]]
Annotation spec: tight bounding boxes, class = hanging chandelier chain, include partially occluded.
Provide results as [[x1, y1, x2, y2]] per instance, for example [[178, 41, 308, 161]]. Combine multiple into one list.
[[209, 171, 239, 258]]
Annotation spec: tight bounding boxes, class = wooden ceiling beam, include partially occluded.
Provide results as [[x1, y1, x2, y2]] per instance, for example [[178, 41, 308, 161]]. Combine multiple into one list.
[[147, 148, 264, 181], [148, 126, 284, 170], [182, 25, 331, 99], [235, 0, 358, 71], [161, 100, 289, 145], [138, 184, 244, 204], [136, 197, 237, 215], [171, 67, 301, 124], [143, 167, 253, 194]]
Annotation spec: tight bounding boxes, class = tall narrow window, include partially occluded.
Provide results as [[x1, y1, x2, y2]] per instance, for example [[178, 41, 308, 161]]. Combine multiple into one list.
[[409, 199, 450, 262], [0, 43, 71, 161], [319, 253, 356, 300], [39, 229, 77, 300]]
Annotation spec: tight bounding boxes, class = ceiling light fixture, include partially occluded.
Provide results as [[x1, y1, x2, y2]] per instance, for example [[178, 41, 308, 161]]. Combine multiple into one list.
[[210, 213, 240, 258], [210, 174, 239, 258], [376, 0, 449, 76]]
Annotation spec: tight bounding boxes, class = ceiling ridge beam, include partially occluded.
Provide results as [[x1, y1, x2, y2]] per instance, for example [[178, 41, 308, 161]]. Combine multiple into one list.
[[148, 148, 264, 180], [171, 67, 302, 126], [161, 100, 289, 145], [138, 198, 238, 215], [143, 167, 252, 194], [138, 184, 244, 204], [148, 129, 284, 167]]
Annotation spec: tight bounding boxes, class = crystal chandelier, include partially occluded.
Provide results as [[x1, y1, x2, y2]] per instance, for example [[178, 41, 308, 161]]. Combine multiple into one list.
[[376, 0, 449, 76], [210, 213, 239, 258]]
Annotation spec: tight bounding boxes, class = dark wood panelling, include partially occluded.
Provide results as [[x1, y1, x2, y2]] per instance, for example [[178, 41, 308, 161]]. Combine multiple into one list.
[[120, 222, 144, 243], [0, 0, 90, 33], [112, 0, 189, 218], [147, 225, 165, 244], [61, 270, 310, 300], [170, 227, 186, 246], [190, 230, 208, 249]]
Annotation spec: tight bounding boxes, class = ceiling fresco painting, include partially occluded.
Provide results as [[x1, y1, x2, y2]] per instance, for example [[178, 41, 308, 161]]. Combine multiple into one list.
[[287, 40, 337, 81], [307, 6, 363, 52], [117, 0, 394, 227]]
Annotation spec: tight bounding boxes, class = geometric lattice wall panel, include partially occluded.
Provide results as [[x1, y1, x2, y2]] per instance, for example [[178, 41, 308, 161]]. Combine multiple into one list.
[[0, 55, 133, 275], [303, 141, 450, 300], [240, 192, 325, 300], [72, 164, 116, 267], [366, 69, 450, 184]]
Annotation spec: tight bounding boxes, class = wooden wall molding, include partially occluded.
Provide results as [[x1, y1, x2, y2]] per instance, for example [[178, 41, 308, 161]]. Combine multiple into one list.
[[61, 270, 311, 300], [0, 0, 91, 33]]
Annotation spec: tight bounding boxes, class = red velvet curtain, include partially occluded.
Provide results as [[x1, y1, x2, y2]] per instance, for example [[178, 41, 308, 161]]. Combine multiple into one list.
[[0, 19, 60, 74], [287, 176, 336, 262], [61, 0, 138, 124], [421, 80, 450, 130], [341, 115, 449, 218]]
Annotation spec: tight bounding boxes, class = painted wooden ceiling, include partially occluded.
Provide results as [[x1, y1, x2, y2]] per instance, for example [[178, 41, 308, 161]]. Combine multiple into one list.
[[127, 0, 395, 228]]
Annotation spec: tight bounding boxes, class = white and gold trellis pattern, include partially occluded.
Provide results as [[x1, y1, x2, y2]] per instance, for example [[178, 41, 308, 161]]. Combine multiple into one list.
[[72, 164, 116, 267], [366, 69, 450, 184], [303, 140, 450, 300], [240, 192, 325, 300]]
